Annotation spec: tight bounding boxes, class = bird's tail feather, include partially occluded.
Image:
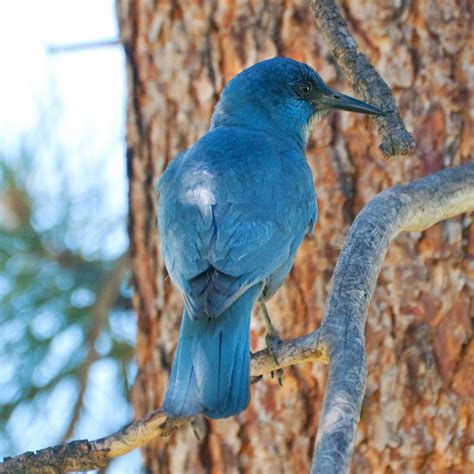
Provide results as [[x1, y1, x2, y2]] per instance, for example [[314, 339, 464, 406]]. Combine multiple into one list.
[[163, 285, 260, 419]]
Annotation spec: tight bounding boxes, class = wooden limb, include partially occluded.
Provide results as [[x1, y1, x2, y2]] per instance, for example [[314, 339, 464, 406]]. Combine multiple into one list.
[[0, 335, 325, 473], [308, 0, 416, 157], [310, 162, 474, 473], [47, 39, 122, 54], [0, 409, 175, 474]]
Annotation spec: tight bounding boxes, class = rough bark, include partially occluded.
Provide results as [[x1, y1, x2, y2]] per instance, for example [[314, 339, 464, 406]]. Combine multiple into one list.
[[118, 0, 473, 472]]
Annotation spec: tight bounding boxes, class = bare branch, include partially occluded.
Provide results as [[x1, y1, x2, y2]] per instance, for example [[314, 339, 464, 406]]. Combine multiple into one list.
[[47, 39, 121, 54], [310, 162, 474, 473], [308, 0, 416, 157], [2, 163, 472, 473], [0, 409, 175, 474], [0, 337, 316, 473]]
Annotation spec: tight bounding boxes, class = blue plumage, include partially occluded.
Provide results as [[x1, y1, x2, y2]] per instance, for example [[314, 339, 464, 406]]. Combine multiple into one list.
[[158, 57, 384, 419], [163, 285, 260, 418]]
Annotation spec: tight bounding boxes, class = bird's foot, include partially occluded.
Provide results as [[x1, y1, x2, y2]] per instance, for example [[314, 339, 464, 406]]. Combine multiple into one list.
[[160, 417, 181, 437], [265, 331, 283, 387], [259, 298, 284, 386], [190, 416, 202, 440], [160, 415, 201, 438]]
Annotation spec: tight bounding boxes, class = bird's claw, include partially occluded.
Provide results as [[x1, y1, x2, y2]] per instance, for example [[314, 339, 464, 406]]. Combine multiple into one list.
[[190, 416, 201, 441], [160, 417, 180, 437], [259, 299, 283, 386], [265, 332, 283, 387]]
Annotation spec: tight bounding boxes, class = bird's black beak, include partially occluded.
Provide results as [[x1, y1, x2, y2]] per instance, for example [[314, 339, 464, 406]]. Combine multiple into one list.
[[316, 86, 386, 116]]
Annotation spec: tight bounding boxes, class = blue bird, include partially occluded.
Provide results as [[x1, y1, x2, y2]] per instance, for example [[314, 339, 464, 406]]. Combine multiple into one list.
[[158, 57, 384, 419]]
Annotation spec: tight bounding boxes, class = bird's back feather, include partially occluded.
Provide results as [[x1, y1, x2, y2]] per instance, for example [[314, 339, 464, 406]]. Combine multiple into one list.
[[158, 126, 316, 320]]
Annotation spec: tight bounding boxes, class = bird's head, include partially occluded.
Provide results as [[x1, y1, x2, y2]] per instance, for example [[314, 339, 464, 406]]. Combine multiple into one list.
[[211, 57, 385, 148]]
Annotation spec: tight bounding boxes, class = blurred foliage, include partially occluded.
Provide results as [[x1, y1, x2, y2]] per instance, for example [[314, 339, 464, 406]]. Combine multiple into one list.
[[0, 147, 135, 456]]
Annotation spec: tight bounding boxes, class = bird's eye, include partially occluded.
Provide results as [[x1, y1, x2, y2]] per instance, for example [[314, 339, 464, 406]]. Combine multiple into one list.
[[298, 82, 313, 95]]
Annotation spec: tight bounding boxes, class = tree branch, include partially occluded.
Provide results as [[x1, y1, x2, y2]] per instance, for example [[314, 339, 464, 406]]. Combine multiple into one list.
[[308, 0, 416, 157], [310, 162, 474, 473], [47, 39, 122, 54], [1, 163, 472, 473], [0, 335, 321, 473]]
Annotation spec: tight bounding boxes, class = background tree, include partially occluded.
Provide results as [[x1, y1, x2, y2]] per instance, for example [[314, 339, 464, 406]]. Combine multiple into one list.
[[118, 0, 472, 473], [0, 2, 142, 471], [0, 143, 136, 471]]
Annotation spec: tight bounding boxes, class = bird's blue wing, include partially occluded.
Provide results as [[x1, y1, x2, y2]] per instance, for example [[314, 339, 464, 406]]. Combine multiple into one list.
[[158, 129, 316, 319]]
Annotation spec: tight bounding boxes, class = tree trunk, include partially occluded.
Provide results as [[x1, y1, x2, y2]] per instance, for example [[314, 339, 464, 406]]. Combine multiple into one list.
[[117, 0, 473, 472]]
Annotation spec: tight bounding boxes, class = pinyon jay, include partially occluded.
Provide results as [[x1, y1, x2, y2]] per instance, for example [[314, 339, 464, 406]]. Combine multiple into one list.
[[158, 57, 384, 419]]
